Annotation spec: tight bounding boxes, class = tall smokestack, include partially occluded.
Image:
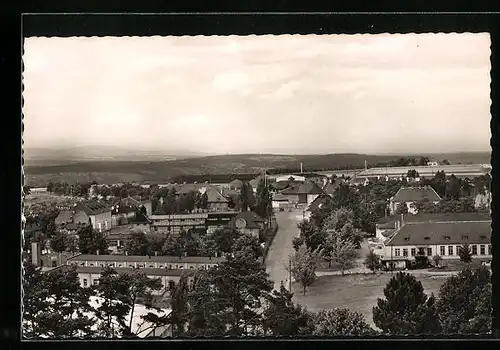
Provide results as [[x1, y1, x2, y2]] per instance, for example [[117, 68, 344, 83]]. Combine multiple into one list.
[[365, 160, 367, 171], [300, 163, 303, 174]]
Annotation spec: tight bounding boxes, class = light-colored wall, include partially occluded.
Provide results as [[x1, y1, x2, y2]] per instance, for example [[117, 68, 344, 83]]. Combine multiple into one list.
[[143, 202, 153, 216], [89, 211, 112, 232], [70, 259, 219, 270], [208, 202, 229, 212], [384, 243, 492, 260], [307, 194, 319, 205]]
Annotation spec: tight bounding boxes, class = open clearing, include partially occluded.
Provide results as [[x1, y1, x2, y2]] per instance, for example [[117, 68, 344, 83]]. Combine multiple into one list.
[[292, 273, 449, 328]]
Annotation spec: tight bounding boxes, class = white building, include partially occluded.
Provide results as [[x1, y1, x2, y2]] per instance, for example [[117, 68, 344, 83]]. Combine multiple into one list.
[[381, 216, 492, 270]]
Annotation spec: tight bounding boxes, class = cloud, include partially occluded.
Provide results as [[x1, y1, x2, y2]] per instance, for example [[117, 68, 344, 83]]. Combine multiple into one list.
[[23, 34, 491, 154]]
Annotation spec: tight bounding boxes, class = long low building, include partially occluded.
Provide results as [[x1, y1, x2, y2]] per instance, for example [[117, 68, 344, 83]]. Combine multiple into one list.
[[149, 211, 239, 235], [354, 164, 490, 181], [381, 215, 492, 269], [67, 254, 224, 270]]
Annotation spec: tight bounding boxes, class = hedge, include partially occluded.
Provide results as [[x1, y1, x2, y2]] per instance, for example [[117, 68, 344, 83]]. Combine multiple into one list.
[[262, 221, 279, 263]]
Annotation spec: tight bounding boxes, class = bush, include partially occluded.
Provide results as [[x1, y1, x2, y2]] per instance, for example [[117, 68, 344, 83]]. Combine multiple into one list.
[[414, 254, 430, 269]]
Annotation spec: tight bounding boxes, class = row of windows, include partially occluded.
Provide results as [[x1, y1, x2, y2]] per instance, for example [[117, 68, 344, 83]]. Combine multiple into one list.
[[394, 244, 492, 257], [74, 261, 216, 270]]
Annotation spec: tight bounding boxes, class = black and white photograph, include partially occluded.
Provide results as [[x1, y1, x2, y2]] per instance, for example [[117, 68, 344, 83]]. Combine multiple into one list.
[[21, 32, 492, 338]]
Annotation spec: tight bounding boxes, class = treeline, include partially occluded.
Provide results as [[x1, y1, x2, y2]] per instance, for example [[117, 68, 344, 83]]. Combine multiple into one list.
[[169, 173, 257, 184], [46, 181, 94, 197]]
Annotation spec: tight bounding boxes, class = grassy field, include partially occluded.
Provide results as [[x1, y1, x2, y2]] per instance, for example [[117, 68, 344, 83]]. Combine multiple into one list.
[[292, 273, 449, 328]]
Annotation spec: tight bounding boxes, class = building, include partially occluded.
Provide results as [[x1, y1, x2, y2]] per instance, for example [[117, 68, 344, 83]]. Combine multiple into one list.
[[354, 164, 490, 182], [149, 213, 208, 235], [322, 178, 343, 197], [69, 200, 112, 232], [229, 211, 265, 237], [206, 211, 239, 234], [205, 186, 229, 212], [271, 193, 290, 210], [427, 161, 439, 166], [381, 214, 492, 269], [275, 174, 306, 183], [113, 196, 153, 216], [389, 186, 441, 215], [66, 254, 222, 285], [280, 180, 324, 206]]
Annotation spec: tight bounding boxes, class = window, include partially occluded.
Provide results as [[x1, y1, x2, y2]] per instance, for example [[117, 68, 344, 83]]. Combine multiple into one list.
[[472, 245, 478, 255], [462, 235, 468, 240], [118, 264, 123, 268], [488, 244, 492, 255], [402, 249, 408, 257], [427, 248, 432, 256], [480, 245, 486, 255], [418, 248, 425, 255], [480, 235, 487, 240], [404, 237, 409, 242], [52, 260, 57, 267], [411, 248, 416, 257], [129, 264, 134, 268], [448, 246, 454, 256], [109, 263, 115, 267], [93, 279, 99, 285], [149, 265, 154, 268], [89, 263, 94, 267], [190, 266, 195, 269], [394, 248, 401, 257], [440, 246, 445, 256], [83, 279, 88, 287]]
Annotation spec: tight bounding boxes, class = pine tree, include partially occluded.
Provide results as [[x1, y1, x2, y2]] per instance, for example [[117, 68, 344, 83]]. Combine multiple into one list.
[[436, 266, 492, 334], [262, 285, 312, 336], [373, 272, 441, 335]]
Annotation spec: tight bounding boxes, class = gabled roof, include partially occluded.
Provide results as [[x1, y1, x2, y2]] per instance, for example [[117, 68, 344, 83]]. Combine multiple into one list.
[[205, 186, 228, 203], [68, 254, 224, 264], [230, 211, 264, 229], [306, 194, 330, 213], [273, 180, 302, 191], [249, 175, 264, 189], [75, 200, 111, 215], [131, 212, 151, 224], [391, 186, 441, 203], [297, 181, 324, 195], [272, 193, 289, 202], [377, 212, 492, 226], [385, 220, 491, 246], [322, 180, 342, 196], [55, 210, 74, 224]]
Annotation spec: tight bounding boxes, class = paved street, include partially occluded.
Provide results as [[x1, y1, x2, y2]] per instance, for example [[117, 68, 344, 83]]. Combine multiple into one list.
[[265, 209, 301, 291]]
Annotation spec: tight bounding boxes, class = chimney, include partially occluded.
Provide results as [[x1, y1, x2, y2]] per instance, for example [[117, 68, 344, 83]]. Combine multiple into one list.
[[400, 213, 404, 226], [31, 242, 41, 267], [96, 249, 100, 255]]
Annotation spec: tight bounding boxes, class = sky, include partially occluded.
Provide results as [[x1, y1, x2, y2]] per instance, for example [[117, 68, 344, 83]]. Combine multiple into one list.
[[23, 34, 491, 155]]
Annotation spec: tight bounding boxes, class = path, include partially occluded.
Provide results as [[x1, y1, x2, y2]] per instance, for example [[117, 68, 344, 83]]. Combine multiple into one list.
[[265, 209, 301, 291]]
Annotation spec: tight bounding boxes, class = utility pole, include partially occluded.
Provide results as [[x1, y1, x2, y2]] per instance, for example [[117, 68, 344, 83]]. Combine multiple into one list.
[[288, 258, 292, 292]]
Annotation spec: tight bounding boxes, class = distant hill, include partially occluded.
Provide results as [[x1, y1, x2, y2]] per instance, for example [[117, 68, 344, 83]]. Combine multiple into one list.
[[23, 151, 490, 187], [23, 146, 210, 165]]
